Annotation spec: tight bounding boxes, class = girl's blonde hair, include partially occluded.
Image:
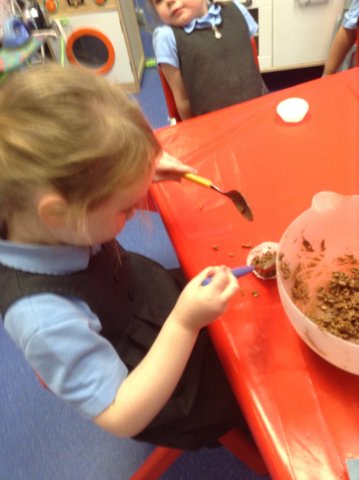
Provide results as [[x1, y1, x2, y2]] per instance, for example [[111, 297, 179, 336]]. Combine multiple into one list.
[[0, 63, 161, 236]]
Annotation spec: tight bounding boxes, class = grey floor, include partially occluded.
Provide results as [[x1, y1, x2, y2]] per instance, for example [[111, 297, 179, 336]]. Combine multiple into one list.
[[0, 9, 325, 478]]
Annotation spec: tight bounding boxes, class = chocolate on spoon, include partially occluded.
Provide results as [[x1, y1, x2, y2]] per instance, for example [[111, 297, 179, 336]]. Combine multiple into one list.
[[247, 242, 278, 280]]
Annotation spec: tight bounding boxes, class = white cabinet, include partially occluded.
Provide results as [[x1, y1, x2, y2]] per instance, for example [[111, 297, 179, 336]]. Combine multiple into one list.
[[246, 0, 273, 70], [272, 0, 346, 69], [244, 0, 346, 71]]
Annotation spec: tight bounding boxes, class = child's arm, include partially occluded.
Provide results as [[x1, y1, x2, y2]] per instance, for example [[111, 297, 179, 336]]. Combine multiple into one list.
[[323, 26, 357, 75], [93, 266, 239, 437], [160, 63, 193, 120]]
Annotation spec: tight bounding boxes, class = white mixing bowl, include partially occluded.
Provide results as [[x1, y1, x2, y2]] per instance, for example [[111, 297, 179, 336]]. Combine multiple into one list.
[[276, 192, 359, 375]]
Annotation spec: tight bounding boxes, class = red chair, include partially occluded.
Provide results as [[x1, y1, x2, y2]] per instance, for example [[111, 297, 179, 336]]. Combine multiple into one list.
[[130, 427, 267, 479], [157, 36, 260, 124], [157, 67, 183, 125]]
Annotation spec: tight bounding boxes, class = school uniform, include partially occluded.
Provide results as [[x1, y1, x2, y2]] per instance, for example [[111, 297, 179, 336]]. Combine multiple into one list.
[[153, 1, 267, 116], [343, 0, 359, 29], [0, 239, 247, 449]]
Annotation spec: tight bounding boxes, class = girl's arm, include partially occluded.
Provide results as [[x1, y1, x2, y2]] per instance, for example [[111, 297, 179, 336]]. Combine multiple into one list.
[[152, 27, 192, 119], [93, 266, 239, 437], [160, 63, 193, 120], [323, 26, 357, 75]]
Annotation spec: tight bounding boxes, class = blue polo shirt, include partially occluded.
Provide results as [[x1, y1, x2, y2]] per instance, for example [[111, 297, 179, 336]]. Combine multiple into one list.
[[0, 240, 128, 418], [343, 0, 359, 29], [153, 1, 258, 69]]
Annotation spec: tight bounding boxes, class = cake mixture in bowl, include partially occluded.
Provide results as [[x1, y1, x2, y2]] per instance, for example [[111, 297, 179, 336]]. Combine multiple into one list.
[[276, 192, 359, 374]]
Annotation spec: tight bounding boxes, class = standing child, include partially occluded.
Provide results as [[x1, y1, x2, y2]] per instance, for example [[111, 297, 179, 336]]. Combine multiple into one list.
[[149, 0, 268, 119], [0, 63, 248, 450]]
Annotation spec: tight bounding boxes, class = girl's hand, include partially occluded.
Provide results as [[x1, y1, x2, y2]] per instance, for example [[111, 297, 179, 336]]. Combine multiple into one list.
[[94, 265, 238, 438], [153, 151, 196, 182], [170, 266, 239, 331]]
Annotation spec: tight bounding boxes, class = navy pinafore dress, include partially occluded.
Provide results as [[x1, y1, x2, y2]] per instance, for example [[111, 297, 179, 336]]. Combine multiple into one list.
[[0, 241, 247, 449]]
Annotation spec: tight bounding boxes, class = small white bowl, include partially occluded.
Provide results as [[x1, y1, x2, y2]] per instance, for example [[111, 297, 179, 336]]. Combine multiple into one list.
[[246, 241, 278, 280], [276, 97, 309, 123]]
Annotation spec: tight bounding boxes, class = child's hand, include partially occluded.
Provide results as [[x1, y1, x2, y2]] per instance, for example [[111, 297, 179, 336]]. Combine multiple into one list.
[[153, 151, 196, 182], [170, 266, 239, 331], [96, 265, 238, 437]]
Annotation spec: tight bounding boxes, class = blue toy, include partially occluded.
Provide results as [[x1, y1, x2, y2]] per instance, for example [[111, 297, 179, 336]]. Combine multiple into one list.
[[3, 16, 31, 49]]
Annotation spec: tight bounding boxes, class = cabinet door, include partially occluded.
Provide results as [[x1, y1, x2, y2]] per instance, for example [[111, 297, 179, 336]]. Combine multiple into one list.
[[273, 0, 346, 69], [117, 0, 145, 82], [244, 0, 273, 70]]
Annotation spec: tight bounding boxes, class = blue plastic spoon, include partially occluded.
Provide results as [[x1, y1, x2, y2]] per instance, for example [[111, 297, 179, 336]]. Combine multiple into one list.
[[202, 265, 255, 286]]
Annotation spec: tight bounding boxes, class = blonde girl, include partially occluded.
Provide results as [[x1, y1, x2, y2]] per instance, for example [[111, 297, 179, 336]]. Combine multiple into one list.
[[0, 63, 247, 449]]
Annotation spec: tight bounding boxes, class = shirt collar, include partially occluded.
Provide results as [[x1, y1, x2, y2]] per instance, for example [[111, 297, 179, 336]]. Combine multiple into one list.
[[0, 240, 101, 275], [184, 3, 222, 34]]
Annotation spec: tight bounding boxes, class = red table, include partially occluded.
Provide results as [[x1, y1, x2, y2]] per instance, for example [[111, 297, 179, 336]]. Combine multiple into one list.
[[151, 68, 359, 479]]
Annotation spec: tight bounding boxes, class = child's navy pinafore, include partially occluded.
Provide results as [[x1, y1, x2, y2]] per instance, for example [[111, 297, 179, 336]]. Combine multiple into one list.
[[0, 241, 247, 449], [172, 2, 267, 116]]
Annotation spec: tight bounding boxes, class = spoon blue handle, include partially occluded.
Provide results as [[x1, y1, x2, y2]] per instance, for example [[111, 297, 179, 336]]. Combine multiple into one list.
[[202, 265, 254, 286]]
